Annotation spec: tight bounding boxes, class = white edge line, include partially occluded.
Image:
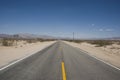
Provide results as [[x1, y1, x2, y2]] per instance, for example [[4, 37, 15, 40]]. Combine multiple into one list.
[[0, 43, 55, 71], [62, 42, 120, 71], [78, 48, 120, 71]]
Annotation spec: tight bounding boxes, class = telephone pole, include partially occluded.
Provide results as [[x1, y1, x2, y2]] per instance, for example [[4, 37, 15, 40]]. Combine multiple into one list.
[[73, 32, 74, 41]]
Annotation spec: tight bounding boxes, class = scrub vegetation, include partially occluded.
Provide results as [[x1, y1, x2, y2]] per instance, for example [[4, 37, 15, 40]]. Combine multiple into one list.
[[66, 40, 120, 47], [1, 38, 55, 46]]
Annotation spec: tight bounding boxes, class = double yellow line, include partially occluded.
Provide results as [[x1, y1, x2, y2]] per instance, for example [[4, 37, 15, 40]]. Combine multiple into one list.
[[61, 62, 67, 80]]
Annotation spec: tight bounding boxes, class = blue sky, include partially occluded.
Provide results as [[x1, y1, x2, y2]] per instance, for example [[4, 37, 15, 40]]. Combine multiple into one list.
[[0, 0, 120, 38]]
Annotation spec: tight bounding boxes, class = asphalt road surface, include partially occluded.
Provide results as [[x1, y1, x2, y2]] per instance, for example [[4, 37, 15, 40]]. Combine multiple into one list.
[[0, 41, 120, 80]]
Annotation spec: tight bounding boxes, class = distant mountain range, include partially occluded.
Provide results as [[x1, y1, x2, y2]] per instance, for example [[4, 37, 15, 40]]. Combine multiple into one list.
[[104, 37, 120, 40], [0, 33, 55, 39], [0, 33, 120, 40]]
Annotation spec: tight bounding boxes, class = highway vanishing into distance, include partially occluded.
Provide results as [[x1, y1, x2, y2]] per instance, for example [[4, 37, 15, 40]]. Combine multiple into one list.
[[0, 41, 120, 80]]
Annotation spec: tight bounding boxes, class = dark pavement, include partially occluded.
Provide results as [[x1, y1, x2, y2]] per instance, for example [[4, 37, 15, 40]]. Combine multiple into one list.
[[0, 41, 120, 80]]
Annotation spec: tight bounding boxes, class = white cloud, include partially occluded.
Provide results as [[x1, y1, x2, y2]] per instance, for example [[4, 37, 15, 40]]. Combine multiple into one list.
[[92, 24, 95, 26], [105, 29, 114, 32], [99, 29, 104, 31], [98, 29, 114, 32]]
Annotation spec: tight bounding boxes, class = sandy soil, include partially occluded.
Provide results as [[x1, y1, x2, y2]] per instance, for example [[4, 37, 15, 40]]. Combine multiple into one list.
[[0, 41, 56, 68], [64, 41, 120, 68]]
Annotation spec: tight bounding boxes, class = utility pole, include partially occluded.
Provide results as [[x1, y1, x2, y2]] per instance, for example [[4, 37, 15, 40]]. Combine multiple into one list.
[[73, 32, 74, 41]]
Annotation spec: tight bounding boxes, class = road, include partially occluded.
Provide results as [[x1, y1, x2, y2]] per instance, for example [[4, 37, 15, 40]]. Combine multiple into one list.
[[0, 41, 120, 80]]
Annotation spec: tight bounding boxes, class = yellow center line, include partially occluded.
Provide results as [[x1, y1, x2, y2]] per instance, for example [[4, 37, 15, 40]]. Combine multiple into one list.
[[61, 62, 67, 80]]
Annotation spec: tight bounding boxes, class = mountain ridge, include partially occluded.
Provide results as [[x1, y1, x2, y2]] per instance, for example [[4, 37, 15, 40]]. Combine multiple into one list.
[[0, 33, 55, 39]]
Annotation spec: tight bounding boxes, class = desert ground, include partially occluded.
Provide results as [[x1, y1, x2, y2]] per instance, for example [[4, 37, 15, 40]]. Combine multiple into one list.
[[0, 40, 55, 68], [64, 41, 120, 68], [1, 39, 120, 69]]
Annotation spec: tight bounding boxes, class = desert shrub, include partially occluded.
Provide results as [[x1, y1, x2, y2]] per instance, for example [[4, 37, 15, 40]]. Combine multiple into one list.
[[2, 40, 8, 46], [26, 39, 38, 43], [26, 40, 33, 43], [66, 40, 85, 43], [74, 40, 85, 43], [2, 39, 14, 46], [118, 41, 120, 45], [0, 39, 2, 45], [26, 40, 32, 43], [87, 40, 113, 47], [39, 39, 45, 42], [36, 38, 55, 42], [67, 40, 74, 42]]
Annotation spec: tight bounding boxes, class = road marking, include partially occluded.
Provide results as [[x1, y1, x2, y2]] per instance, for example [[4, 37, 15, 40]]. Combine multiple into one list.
[[79, 49, 120, 71], [0, 53, 35, 71], [89, 54, 120, 71], [61, 62, 67, 80], [0, 43, 55, 71]]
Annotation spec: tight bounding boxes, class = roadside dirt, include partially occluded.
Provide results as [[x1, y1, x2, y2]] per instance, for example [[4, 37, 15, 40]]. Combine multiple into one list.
[[0, 41, 55, 68], [64, 41, 120, 68]]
